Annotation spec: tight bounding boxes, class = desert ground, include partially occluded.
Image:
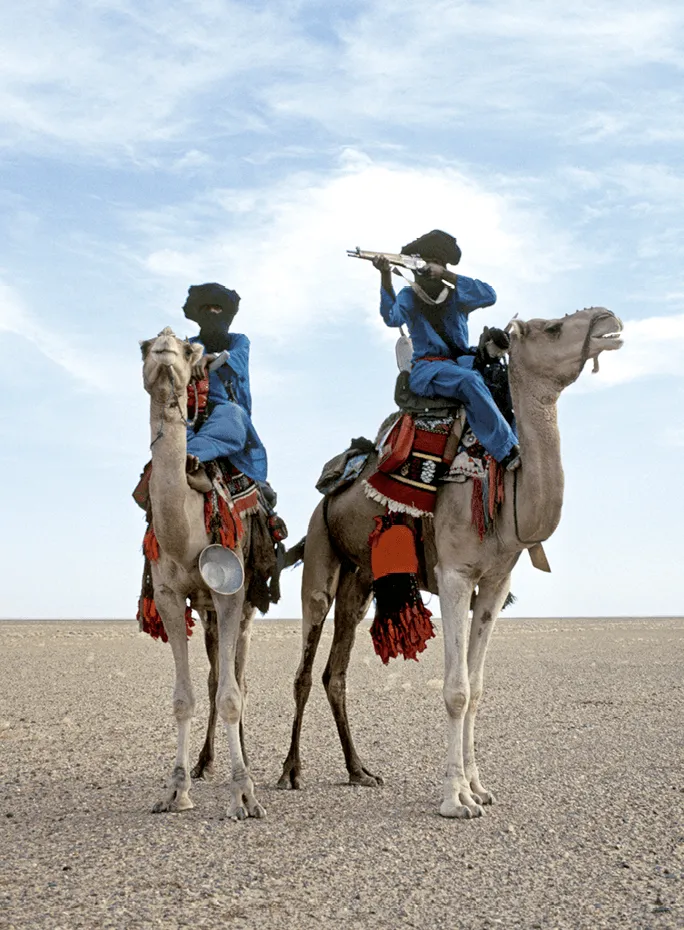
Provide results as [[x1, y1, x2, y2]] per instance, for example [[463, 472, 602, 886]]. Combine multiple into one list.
[[0, 616, 682, 930]]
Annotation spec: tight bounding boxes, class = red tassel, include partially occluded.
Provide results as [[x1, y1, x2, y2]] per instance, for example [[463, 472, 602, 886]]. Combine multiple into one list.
[[137, 597, 195, 642], [370, 600, 434, 665], [143, 525, 160, 562], [137, 596, 168, 642], [184, 605, 195, 638], [471, 477, 486, 541]]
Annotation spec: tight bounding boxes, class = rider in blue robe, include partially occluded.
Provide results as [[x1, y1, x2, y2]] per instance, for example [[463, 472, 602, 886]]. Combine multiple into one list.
[[183, 283, 268, 483], [377, 230, 520, 468]]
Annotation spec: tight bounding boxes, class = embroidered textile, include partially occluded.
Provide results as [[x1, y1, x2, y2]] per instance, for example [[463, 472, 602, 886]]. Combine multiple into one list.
[[368, 513, 435, 664], [364, 416, 453, 517]]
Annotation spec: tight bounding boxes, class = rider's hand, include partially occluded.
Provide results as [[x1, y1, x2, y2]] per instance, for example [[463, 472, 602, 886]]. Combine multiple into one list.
[[423, 262, 446, 279], [186, 454, 201, 473], [191, 355, 210, 382], [372, 255, 391, 273]]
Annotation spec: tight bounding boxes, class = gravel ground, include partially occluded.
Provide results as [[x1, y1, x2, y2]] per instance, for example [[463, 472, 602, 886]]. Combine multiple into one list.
[[0, 617, 682, 930]]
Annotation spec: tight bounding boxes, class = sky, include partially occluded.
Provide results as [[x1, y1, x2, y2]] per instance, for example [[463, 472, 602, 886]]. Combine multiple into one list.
[[1, 0, 682, 619]]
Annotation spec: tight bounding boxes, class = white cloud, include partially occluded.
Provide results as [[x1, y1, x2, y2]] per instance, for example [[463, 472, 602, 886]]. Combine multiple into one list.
[[0, 0, 324, 156], [1, 1, 683, 160], [582, 312, 684, 387], [136, 151, 588, 344], [0, 280, 114, 390]]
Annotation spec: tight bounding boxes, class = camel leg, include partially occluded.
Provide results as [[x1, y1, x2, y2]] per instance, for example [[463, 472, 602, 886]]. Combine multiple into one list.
[[152, 587, 196, 813], [191, 611, 219, 780], [236, 603, 256, 769], [322, 568, 378, 786], [278, 503, 341, 790], [213, 589, 265, 820], [463, 574, 512, 805], [437, 566, 485, 819]]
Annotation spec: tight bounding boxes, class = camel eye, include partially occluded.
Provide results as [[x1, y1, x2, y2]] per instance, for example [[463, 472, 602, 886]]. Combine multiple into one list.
[[545, 321, 563, 337], [183, 343, 193, 359]]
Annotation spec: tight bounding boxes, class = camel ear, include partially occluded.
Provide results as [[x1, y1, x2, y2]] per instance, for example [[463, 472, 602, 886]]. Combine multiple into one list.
[[140, 339, 154, 360], [544, 320, 563, 337], [183, 341, 205, 366], [506, 318, 528, 340]]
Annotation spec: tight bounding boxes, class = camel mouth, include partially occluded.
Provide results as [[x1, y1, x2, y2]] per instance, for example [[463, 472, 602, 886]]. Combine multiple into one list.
[[589, 313, 624, 354], [151, 347, 180, 362], [598, 333, 624, 350], [587, 312, 623, 372]]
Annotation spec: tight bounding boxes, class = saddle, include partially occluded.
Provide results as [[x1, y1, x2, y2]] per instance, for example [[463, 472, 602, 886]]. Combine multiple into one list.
[[394, 371, 460, 418]]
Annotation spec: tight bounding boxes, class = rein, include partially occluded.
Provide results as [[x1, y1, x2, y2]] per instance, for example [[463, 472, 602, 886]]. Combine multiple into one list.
[[150, 368, 199, 448]]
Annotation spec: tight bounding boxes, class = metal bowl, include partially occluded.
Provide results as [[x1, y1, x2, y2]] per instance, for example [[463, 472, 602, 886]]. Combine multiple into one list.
[[198, 544, 244, 596]]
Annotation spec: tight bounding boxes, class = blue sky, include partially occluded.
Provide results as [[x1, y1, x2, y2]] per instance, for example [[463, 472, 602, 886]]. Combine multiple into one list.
[[1, 0, 682, 618]]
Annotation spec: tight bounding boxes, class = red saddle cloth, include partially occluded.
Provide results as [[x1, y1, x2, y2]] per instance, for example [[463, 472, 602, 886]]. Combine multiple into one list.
[[365, 414, 453, 518]]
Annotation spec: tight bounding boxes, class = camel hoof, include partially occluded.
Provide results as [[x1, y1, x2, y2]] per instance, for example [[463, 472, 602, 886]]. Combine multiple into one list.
[[248, 802, 267, 819], [152, 792, 194, 814], [349, 770, 384, 787], [191, 762, 215, 781], [276, 766, 301, 790], [229, 805, 248, 821], [477, 789, 496, 805], [439, 800, 473, 819]]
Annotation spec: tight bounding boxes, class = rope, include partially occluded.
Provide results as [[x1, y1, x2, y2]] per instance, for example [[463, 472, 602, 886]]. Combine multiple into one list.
[[149, 367, 192, 449]]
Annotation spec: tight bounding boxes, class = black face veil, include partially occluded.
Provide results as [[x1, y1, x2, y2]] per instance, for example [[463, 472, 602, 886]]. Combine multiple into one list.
[[182, 283, 241, 329]]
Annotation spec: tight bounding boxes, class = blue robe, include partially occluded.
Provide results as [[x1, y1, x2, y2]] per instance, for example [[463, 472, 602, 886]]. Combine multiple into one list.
[[380, 278, 517, 462], [186, 331, 268, 482]]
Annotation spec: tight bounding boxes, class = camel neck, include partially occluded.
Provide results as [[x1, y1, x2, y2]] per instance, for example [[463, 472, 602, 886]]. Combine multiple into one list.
[[149, 397, 193, 562], [508, 366, 565, 543]]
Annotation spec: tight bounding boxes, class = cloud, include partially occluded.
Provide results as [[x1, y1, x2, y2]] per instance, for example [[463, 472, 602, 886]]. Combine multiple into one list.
[[582, 312, 684, 387], [1, 1, 683, 162], [0, 0, 324, 157], [0, 279, 113, 390], [136, 151, 589, 344]]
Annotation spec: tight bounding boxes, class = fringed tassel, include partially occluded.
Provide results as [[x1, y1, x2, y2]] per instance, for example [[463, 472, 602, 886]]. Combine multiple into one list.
[[369, 513, 435, 664], [143, 524, 159, 561], [137, 594, 168, 642], [204, 491, 243, 549], [184, 605, 195, 637], [137, 548, 194, 643], [471, 477, 486, 540], [136, 597, 195, 642], [370, 574, 434, 664]]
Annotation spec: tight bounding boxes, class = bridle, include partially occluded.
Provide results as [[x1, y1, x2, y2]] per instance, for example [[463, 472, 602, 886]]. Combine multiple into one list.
[[149, 366, 199, 448]]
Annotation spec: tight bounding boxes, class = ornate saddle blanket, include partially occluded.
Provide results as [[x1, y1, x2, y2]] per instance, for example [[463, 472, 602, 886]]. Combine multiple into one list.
[[362, 414, 505, 540], [363, 414, 456, 518]]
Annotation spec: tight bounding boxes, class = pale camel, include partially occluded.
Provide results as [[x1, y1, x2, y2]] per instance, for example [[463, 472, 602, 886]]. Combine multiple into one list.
[[278, 307, 623, 818], [140, 326, 264, 819]]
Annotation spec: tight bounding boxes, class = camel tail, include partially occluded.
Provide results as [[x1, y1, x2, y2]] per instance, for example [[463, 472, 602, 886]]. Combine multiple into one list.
[[470, 590, 517, 612], [283, 536, 306, 569]]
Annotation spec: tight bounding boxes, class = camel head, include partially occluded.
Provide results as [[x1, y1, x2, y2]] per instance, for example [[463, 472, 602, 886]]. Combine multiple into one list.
[[507, 306, 623, 394], [140, 326, 204, 399]]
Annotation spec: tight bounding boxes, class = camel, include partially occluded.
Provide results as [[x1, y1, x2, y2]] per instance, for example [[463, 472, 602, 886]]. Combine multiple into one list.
[[278, 306, 623, 818], [140, 326, 266, 819]]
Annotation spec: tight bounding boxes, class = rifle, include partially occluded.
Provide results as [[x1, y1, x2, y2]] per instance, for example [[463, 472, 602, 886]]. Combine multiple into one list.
[[346, 248, 454, 288]]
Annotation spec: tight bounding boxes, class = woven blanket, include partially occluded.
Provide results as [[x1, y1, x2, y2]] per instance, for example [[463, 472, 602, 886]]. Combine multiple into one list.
[[443, 429, 505, 540], [443, 428, 490, 482], [364, 416, 453, 518]]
